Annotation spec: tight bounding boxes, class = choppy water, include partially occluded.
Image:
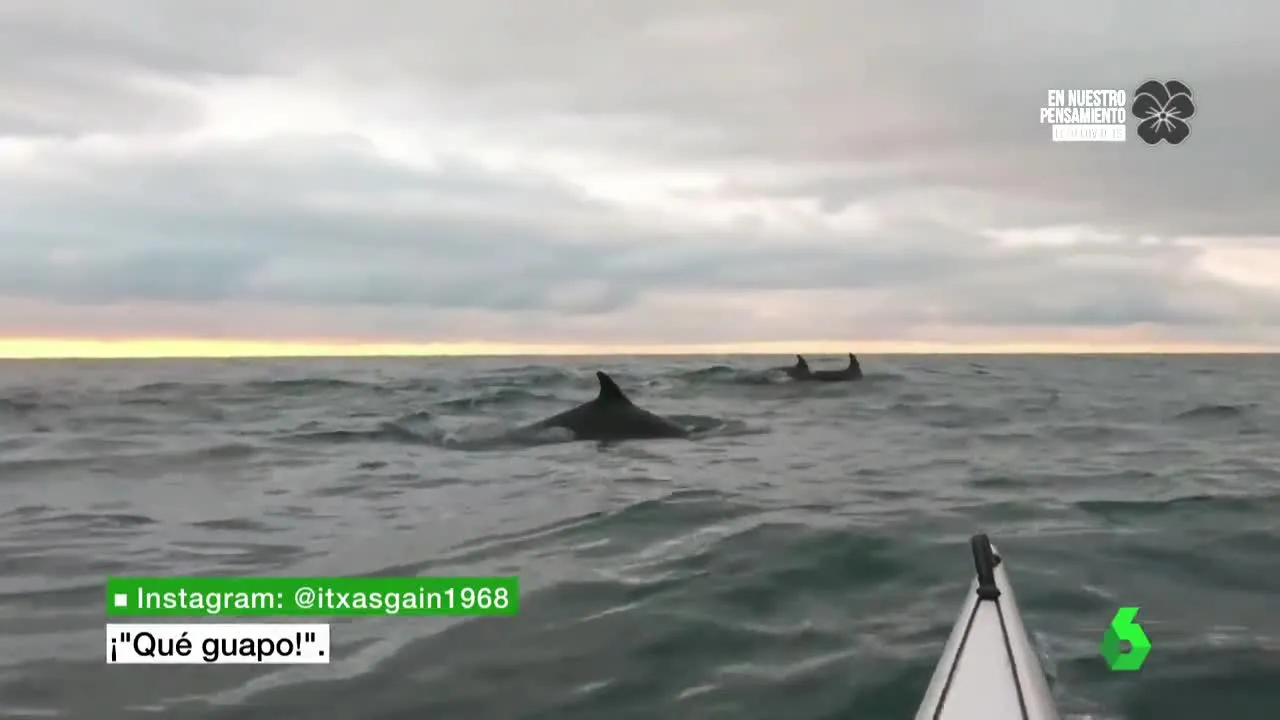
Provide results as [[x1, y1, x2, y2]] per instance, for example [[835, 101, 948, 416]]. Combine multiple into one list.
[[1, 355, 1278, 720]]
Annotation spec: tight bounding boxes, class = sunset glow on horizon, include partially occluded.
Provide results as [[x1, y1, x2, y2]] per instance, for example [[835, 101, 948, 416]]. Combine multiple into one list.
[[1, 337, 1276, 360]]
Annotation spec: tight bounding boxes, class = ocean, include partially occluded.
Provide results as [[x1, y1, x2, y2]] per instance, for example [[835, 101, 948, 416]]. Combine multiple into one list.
[[1, 354, 1277, 720]]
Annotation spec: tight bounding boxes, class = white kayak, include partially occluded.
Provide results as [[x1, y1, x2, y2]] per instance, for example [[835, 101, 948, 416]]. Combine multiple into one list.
[[914, 534, 1060, 720]]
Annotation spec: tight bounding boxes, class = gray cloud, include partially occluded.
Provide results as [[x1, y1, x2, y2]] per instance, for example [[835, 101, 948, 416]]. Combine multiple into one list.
[[1, 0, 1278, 348]]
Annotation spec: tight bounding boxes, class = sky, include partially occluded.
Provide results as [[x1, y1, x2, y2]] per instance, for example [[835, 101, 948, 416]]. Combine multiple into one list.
[[2, 0, 1278, 357]]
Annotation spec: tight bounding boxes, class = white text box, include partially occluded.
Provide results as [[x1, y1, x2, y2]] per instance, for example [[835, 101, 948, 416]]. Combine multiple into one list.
[[106, 623, 330, 664]]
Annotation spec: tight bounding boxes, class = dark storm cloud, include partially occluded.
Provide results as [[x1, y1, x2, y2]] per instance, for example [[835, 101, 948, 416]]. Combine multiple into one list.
[[1, 0, 1277, 345]]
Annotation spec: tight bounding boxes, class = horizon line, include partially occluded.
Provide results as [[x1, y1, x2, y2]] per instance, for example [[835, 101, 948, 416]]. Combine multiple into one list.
[[1, 337, 1278, 360]]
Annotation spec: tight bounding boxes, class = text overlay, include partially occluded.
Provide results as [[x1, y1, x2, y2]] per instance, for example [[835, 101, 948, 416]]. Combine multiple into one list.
[[106, 623, 331, 664], [107, 576, 519, 616]]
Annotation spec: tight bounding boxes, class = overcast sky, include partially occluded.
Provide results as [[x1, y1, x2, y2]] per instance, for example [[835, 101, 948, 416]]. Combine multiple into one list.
[[2, 0, 1277, 355]]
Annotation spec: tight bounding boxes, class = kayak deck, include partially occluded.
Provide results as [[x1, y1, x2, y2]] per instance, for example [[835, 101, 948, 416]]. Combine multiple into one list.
[[914, 534, 1059, 720]]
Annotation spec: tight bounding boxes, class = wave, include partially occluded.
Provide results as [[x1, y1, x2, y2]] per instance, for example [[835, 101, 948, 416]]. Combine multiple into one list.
[[677, 365, 782, 386], [1175, 403, 1253, 421], [473, 366, 581, 386], [38, 362, 912, 416], [279, 408, 749, 452], [1075, 492, 1280, 518], [5, 509, 159, 529], [284, 422, 441, 446], [9, 359, 896, 454], [437, 388, 561, 411], [676, 365, 905, 387], [0, 442, 263, 483], [0, 396, 40, 414]]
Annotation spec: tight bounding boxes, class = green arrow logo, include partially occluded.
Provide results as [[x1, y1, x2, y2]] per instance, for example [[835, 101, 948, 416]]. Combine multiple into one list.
[[1100, 606, 1151, 671]]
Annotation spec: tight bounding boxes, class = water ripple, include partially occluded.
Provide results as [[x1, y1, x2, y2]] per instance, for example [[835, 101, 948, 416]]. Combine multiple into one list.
[[0, 354, 1277, 719]]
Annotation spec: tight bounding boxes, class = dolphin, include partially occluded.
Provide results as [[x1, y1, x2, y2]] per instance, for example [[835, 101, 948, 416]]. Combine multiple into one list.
[[780, 354, 811, 380], [787, 353, 863, 382], [521, 371, 688, 441]]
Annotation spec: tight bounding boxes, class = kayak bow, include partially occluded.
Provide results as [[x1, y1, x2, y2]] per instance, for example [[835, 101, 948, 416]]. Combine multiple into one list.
[[914, 534, 1059, 720]]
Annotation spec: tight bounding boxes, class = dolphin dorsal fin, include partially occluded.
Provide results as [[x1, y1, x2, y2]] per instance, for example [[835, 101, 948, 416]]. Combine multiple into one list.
[[595, 371, 631, 404]]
